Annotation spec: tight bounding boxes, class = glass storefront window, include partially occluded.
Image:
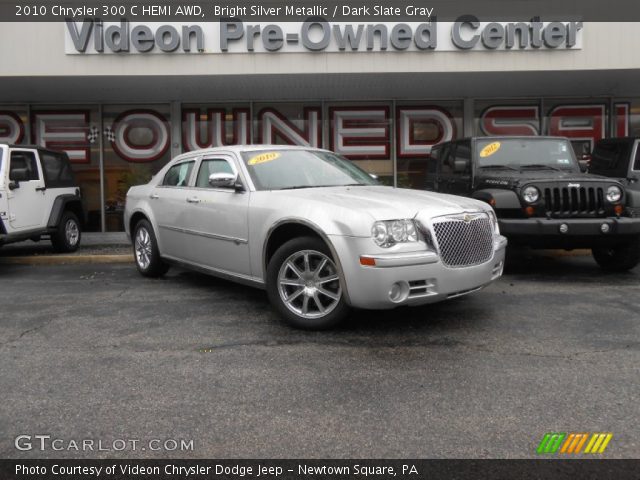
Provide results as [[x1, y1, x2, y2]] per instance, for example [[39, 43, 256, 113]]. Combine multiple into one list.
[[103, 105, 172, 231], [396, 101, 463, 189], [182, 104, 250, 151]]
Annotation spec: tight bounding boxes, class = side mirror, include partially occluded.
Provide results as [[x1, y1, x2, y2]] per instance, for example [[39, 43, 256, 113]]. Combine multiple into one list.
[[578, 160, 589, 173], [453, 159, 469, 173], [8, 180, 19, 190], [209, 172, 238, 189], [10, 168, 29, 182]]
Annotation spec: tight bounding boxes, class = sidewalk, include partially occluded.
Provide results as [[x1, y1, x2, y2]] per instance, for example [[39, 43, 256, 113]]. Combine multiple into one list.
[[0, 232, 132, 265]]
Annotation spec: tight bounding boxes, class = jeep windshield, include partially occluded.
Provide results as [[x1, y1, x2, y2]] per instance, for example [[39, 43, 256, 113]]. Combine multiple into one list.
[[241, 149, 378, 191], [476, 138, 578, 171]]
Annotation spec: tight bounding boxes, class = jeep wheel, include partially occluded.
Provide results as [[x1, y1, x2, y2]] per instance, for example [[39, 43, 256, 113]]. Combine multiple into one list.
[[51, 211, 81, 253], [133, 219, 169, 277], [266, 236, 350, 330], [592, 236, 640, 272]]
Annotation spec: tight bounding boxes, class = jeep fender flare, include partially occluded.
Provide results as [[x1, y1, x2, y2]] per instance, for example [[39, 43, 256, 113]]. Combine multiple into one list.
[[47, 194, 85, 228], [472, 189, 521, 209], [625, 189, 640, 208]]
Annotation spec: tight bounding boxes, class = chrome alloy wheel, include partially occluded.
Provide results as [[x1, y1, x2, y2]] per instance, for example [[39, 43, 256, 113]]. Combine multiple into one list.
[[277, 250, 342, 319], [135, 227, 152, 270], [65, 219, 80, 246]]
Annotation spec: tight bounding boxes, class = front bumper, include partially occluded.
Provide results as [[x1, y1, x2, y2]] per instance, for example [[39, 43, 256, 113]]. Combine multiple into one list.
[[330, 235, 507, 310], [499, 217, 640, 237]]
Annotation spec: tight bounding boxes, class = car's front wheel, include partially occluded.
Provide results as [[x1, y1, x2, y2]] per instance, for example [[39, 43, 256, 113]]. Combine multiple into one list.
[[592, 235, 640, 272], [266, 236, 350, 330], [51, 211, 81, 253], [133, 219, 169, 277]]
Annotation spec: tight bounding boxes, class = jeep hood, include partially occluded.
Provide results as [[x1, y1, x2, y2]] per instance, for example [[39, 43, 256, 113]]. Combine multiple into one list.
[[476, 170, 620, 189]]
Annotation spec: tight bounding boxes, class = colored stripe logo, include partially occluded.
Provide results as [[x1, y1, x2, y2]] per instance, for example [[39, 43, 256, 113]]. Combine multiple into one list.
[[537, 433, 613, 454]]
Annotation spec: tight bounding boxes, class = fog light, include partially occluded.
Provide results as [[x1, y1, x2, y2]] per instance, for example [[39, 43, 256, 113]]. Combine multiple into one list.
[[559, 224, 569, 234], [389, 281, 410, 303], [601, 223, 610, 234]]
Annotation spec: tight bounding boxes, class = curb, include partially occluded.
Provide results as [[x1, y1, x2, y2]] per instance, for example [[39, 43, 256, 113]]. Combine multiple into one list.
[[0, 254, 134, 266]]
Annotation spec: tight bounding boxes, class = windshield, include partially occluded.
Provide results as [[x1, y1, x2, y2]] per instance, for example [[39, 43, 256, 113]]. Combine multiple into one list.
[[475, 138, 578, 171], [241, 149, 378, 191]]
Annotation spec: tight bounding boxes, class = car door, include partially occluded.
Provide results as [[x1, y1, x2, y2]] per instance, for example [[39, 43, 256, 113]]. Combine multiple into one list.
[[147, 158, 198, 260], [179, 154, 251, 276], [5, 149, 47, 231]]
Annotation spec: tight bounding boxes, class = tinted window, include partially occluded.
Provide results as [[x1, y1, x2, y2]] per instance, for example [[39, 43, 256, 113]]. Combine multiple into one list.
[[10, 151, 39, 181], [590, 141, 631, 177], [196, 158, 235, 188], [439, 144, 454, 175], [633, 142, 640, 171], [162, 161, 194, 187], [40, 151, 75, 187]]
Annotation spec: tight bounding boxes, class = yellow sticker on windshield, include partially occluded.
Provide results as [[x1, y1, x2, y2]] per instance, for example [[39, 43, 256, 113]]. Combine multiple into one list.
[[480, 142, 501, 157], [248, 152, 280, 165]]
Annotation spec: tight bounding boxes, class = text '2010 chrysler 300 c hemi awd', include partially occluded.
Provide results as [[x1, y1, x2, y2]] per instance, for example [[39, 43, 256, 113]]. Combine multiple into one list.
[[124, 146, 507, 329]]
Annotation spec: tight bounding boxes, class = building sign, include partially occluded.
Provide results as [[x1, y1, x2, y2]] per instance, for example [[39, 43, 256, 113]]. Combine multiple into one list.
[[65, 19, 583, 54]]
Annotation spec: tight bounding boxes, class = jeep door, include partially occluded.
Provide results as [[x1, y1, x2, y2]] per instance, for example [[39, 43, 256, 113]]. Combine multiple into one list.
[[424, 145, 440, 191], [178, 154, 251, 276], [5, 149, 47, 230], [434, 143, 454, 194], [447, 140, 473, 196]]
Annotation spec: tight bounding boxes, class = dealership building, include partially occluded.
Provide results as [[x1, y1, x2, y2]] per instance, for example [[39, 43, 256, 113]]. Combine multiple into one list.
[[0, 19, 639, 231]]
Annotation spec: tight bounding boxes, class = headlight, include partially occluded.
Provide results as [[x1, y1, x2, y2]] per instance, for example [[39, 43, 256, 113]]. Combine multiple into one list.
[[606, 185, 622, 203], [522, 186, 540, 203], [372, 219, 418, 247], [487, 210, 500, 235]]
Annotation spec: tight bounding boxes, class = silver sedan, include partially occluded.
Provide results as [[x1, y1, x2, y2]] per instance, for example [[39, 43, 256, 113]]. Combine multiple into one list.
[[124, 146, 507, 329]]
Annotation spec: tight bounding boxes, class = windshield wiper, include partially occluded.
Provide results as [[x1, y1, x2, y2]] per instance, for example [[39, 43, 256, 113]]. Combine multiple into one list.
[[519, 164, 562, 171], [479, 165, 519, 171]]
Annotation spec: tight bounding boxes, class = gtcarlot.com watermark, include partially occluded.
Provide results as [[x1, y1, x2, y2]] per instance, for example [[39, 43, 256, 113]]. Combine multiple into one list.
[[15, 435, 194, 452]]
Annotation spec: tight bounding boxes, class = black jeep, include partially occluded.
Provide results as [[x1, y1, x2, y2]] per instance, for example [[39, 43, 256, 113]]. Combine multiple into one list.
[[427, 136, 640, 271]]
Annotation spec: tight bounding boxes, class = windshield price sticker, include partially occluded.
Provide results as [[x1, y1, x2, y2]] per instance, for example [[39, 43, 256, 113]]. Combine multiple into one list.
[[480, 142, 501, 157], [248, 152, 280, 165]]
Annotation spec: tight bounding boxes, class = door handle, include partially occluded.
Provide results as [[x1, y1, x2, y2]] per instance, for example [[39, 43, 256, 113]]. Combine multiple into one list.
[[35, 186, 46, 192], [149, 193, 159, 199], [186, 197, 200, 204]]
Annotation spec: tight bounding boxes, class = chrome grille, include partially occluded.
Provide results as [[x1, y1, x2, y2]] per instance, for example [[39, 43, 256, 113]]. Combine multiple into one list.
[[543, 186, 605, 217], [432, 214, 494, 268]]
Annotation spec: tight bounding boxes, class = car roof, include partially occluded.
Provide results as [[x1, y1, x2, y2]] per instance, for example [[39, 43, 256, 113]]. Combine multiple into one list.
[[438, 136, 571, 143], [171, 144, 331, 161]]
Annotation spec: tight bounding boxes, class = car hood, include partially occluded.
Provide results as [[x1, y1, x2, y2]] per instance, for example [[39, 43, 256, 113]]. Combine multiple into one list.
[[269, 185, 488, 219]]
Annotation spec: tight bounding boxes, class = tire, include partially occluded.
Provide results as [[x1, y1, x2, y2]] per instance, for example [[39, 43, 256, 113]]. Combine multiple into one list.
[[592, 236, 640, 272], [51, 211, 81, 253], [133, 219, 169, 277], [266, 236, 350, 330]]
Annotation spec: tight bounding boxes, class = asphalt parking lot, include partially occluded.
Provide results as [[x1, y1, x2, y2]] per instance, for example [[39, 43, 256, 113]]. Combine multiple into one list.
[[0, 251, 638, 459]]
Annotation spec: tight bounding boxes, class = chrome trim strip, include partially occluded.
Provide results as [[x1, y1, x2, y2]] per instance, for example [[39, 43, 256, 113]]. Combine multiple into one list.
[[162, 254, 265, 289], [159, 224, 248, 244], [360, 251, 439, 268]]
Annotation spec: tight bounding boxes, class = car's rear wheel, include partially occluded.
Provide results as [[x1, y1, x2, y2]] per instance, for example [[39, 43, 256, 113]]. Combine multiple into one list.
[[133, 219, 169, 277], [51, 211, 81, 253], [267, 236, 350, 330], [592, 236, 640, 272]]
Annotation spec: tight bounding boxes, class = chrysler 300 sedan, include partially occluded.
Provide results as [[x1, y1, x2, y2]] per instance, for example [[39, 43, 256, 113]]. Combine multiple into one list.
[[124, 146, 507, 329]]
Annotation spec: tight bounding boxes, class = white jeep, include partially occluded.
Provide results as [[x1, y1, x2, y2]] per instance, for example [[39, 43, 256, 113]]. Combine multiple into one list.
[[0, 144, 83, 252]]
